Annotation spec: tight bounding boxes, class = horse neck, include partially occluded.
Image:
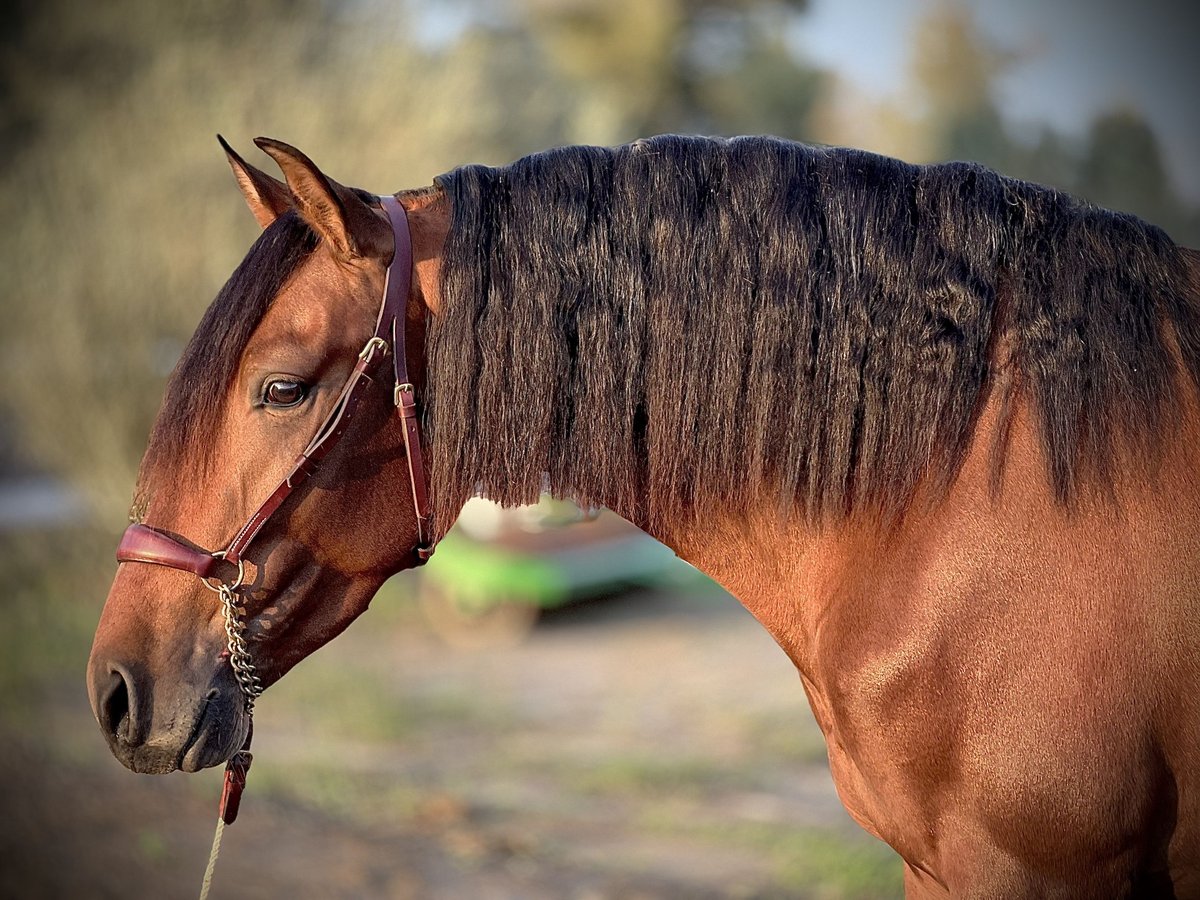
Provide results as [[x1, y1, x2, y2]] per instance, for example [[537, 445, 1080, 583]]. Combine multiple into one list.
[[604, 355, 1027, 672], [646, 506, 819, 658], [413, 185, 859, 650]]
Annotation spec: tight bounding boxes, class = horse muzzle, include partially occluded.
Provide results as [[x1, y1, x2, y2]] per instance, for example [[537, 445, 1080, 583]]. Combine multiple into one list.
[[86, 648, 250, 774]]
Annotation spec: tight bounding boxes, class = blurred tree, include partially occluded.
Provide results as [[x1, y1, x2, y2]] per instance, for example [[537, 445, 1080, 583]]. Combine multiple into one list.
[[0, 0, 381, 520], [0, 0, 828, 524], [2, 0, 1193, 528], [1015, 128, 1079, 198], [695, 13, 824, 138], [1078, 110, 1168, 217], [506, 0, 822, 142], [904, 1, 1198, 246], [908, 2, 1018, 170], [1076, 110, 1199, 245]]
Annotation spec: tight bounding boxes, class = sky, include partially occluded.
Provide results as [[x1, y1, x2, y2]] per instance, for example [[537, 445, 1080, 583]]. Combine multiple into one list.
[[792, 0, 1200, 201]]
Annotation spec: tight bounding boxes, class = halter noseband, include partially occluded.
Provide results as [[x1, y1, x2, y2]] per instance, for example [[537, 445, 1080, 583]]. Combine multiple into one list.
[[116, 194, 434, 630]]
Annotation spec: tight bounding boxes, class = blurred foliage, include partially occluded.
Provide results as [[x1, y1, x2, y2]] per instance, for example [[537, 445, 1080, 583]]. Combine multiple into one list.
[[918, 6, 1200, 243], [0, 527, 113, 723], [826, 3, 1200, 245], [0, 0, 824, 522], [513, 0, 821, 137], [0, 0, 1195, 523]]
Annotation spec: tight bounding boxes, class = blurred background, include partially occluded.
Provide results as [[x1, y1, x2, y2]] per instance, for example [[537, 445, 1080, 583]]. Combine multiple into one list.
[[1, 0, 1197, 896]]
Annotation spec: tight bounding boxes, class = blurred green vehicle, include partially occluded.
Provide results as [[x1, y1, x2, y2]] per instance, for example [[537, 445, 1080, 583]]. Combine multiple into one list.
[[416, 495, 696, 646]]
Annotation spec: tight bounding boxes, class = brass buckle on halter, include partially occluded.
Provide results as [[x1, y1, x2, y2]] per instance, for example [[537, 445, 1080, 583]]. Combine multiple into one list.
[[394, 382, 415, 407]]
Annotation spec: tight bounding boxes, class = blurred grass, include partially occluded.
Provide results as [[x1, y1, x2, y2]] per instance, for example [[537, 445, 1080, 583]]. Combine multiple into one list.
[[251, 577, 903, 895], [261, 648, 521, 754], [0, 522, 904, 896], [649, 819, 901, 899], [567, 753, 764, 798]]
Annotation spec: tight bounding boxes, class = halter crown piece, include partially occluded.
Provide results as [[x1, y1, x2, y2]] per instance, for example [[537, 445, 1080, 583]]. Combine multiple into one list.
[[114, 195, 433, 831]]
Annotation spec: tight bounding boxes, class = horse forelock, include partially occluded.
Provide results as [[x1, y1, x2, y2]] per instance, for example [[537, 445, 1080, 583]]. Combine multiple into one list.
[[427, 134, 1195, 535], [133, 212, 319, 509]]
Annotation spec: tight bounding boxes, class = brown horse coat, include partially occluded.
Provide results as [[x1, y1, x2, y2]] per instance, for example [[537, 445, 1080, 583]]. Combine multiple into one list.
[[89, 136, 1200, 897]]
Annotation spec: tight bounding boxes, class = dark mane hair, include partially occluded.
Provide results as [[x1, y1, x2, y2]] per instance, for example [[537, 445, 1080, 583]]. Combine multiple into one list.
[[428, 134, 1199, 535], [137, 211, 318, 499]]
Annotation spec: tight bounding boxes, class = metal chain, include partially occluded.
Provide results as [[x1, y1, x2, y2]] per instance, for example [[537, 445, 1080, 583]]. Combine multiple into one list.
[[218, 584, 262, 709], [197, 582, 259, 900]]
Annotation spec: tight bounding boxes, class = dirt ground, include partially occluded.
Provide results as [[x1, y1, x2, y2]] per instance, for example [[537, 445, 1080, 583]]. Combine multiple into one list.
[[0, 575, 901, 899]]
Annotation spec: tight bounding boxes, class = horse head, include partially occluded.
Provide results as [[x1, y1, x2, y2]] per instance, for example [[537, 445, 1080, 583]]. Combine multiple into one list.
[[86, 139, 444, 774]]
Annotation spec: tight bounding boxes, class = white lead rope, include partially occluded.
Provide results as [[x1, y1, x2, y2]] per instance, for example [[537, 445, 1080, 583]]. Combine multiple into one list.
[[198, 817, 226, 900], [195, 581, 259, 899]]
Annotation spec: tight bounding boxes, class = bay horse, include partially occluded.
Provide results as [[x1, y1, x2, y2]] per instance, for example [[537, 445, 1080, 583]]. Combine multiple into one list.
[[87, 134, 1200, 897]]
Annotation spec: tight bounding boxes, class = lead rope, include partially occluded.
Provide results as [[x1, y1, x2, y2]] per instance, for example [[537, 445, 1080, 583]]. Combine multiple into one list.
[[198, 818, 225, 900], [198, 581, 262, 900]]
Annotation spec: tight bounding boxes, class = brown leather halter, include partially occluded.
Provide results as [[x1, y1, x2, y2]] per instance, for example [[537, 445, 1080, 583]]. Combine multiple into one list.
[[115, 196, 432, 828], [116, 194, 434, 615]]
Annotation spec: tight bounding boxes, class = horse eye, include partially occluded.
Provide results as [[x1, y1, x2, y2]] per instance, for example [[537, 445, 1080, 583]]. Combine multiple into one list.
[[263, 379, 308, 408]]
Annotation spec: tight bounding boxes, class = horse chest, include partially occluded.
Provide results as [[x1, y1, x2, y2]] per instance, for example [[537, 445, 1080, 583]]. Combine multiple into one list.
[[793, 540, 1193, 893], [801, 602, 959, 868]]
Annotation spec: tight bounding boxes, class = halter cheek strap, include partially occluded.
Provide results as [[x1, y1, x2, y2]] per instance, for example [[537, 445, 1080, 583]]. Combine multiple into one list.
[[113, 195, 431, 843], [117, 193, 433, 586], [382, 197, 434, 559]]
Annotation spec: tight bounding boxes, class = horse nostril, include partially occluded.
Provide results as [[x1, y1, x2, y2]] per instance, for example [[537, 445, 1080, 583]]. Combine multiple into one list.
[[98, 667, 138, 746]]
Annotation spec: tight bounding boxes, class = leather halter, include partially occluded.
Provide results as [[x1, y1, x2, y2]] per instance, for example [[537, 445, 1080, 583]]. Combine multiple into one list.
[[117, 195, 434, 588]]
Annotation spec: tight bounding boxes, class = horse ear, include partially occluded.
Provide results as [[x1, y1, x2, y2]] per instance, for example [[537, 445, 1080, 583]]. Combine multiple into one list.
[[253, 137, 390, 261], [218, 135, 291, 229]]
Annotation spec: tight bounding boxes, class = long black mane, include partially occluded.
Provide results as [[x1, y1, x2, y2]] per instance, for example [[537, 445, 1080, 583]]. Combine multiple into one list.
[[428, 134, 1199, 534]]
